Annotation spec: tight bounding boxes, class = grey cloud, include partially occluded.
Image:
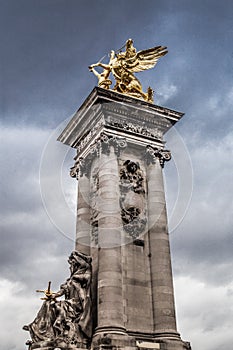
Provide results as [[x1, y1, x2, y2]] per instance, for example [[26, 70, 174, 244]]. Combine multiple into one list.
[[0, 126, 73, 291], [1, 0, 233, 349], [170, 131, 233, 287], [174, 274, 233, 350]]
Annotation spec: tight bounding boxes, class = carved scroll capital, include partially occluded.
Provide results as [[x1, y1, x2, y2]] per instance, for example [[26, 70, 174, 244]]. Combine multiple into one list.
[[70, 156, 92, 179], [71, 133, 127, 179], [99, 132, 127, 156], [145, 145, 171, 168]]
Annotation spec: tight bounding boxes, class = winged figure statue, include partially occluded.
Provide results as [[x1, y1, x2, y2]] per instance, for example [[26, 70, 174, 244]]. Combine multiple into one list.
[[89, 39, 168, 103]]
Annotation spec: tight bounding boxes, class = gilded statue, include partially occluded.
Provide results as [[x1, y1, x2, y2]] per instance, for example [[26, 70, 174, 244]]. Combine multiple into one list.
[[23, 251, 92, 350], [89, 39, 168, 103]]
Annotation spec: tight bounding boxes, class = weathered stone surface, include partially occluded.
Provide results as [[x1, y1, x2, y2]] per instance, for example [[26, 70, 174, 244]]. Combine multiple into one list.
[[57, 87, 184, 154], [57, 88, 191, 350]]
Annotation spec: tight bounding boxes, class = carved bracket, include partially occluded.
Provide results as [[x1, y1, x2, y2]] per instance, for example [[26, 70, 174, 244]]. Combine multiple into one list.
[[145, 145, 171, 168]]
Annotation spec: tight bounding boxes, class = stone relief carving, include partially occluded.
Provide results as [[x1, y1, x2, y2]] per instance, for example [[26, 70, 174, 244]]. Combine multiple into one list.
[[77, 117, 105, 154], [90, 171, 99, 245], [108, 117, 163, 140], [102, 102, 178, 132], [120, 160, 145, 194], [91, 220, 98, 245], [75, 111, 168, 156], [145, 145, 171, 168], [70, 133, 127, 179], [119, 160, 147, 239], [121, 207, 147, 239], [23, 251, 92, 350]]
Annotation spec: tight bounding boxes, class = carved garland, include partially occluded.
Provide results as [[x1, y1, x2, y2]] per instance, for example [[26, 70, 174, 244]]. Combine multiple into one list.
[[108, 117, 163, 140], [90, 172, 99, 245], [119, 160, 147, 240]]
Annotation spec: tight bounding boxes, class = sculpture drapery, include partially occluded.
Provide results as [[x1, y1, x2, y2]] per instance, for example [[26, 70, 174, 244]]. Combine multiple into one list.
[[23, 251, 92, 349], [89, 38, 167, 103]]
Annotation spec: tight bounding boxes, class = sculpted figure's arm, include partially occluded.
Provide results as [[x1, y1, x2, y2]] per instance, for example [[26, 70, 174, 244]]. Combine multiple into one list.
[[73, 269, 91, 288], [88, 65, 100, 78], [52, 282, 67, 298], [89, 60, 113, 89], [90, 62, 110, 71], [89, 50, 116, 72]]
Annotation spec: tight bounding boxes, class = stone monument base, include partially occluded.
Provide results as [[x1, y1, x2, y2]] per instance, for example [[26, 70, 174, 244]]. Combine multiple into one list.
[[153, 339, 191, 350], [27, 339, 89, 350], [91, 331, 191, 350], [30, 347, 88, 350]]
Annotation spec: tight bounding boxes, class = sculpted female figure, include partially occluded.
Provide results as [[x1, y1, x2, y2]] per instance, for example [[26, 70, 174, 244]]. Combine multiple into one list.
[[23, 251, 92, 349]]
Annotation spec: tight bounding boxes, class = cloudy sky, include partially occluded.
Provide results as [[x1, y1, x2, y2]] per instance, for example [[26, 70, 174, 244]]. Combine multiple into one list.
[[1, 1, 233, 349]]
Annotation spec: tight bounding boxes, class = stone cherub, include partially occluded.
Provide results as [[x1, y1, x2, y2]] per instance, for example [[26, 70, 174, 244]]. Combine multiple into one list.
[[89, 39, 168, 103], [23, 251, 92, 349]]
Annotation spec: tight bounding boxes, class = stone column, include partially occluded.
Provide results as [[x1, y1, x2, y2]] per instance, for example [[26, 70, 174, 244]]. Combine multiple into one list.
[[75, 174, 91, 256], [146, 149, 180, 339], [95, 145, 125, 334]]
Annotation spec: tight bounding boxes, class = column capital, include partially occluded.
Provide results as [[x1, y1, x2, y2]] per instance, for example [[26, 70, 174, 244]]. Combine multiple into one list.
[[145, 145, 171, 168], [99, 132, 127, 157], [70, 132, 127, 179]]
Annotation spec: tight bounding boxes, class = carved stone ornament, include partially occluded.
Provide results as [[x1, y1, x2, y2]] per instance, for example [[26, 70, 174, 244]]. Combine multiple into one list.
[[23, 251, 92, 350], [90, 172, 99, 245], [119, 160, 147, 239], [77, 118, 105, 154], [121, 207, 147, 239], [145, 145, 171, 168], [119, 160, 145, 195], [108, 117, 163, 141], [70, 133, 127, 179]]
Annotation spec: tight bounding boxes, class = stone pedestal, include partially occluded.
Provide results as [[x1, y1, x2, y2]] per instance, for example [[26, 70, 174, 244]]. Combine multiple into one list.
[[58, 87, 191, 350]]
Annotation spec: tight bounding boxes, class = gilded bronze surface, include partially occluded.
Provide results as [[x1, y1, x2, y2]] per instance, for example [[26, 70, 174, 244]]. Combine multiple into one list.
[[36, 281, 56, 300], [89, 39, 167, 103]]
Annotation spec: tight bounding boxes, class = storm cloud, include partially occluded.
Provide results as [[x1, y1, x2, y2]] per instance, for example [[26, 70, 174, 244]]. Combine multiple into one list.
[[1, 1, 233, 349]]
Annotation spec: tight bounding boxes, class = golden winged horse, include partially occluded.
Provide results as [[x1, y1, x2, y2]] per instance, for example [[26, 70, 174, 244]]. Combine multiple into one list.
[[89, 39, 168, 103]]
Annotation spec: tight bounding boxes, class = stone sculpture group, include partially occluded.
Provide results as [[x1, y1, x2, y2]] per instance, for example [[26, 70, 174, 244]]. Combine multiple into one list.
[[23, 251, 92, 350]]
